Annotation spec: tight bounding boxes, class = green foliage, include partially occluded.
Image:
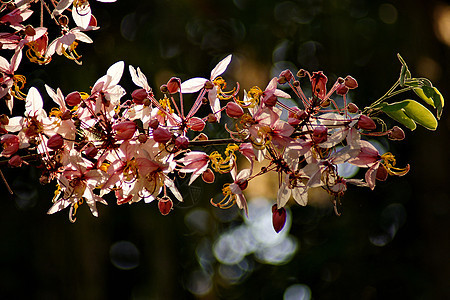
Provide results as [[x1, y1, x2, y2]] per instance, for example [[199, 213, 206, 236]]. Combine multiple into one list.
[[381, 100, 438, 130]]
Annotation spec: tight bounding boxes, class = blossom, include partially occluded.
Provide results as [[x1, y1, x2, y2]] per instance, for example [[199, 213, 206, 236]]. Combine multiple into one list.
[[181, 54, 232, 121]]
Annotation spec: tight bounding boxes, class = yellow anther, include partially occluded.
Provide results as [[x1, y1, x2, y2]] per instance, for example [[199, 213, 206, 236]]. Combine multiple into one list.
[[209, 143, 238, 174], [381, 152, 410, 176], [210, 184, 236, 209], [49, 107, 63, 118], [26, 43, 51, 65], [213, 76, 236, 100]]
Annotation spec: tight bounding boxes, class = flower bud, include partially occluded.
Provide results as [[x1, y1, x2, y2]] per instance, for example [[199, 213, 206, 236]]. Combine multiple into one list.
[[262, 92, 277, 107], [158, 197, 173, 215], [347, 103, 359, 113], [131, 88, 148, 104], [65, 91, 82, 106], [153, 127, 172, 143], [61, 110, 72, 120], [175, 135, 189, 149], [84, 143, 98, 159], [47, 133, 64, 150], [148, 119, 159, 130], [336, 84, 349, 96], [272, 204, 287, 233], [24, 25, 36, 36], [113, 120, 136, 140], [166, 77, 180, 94], [207, 113, 217, 123], [312, 125, 328, 144], [0, 114, 9, 125], [278, 69, 293, 84], [358, 115, 377, 130], [226, 102, 244, 118], [1, 134, 19, 157], [288, 107, 307, 126], [344, 75, 358, 89], [8, 155, 23, 168], [388, 126, 405, 141], [202, 168, 215, 183], [138, 133, 148, 143], [187, 117, 206, 131]]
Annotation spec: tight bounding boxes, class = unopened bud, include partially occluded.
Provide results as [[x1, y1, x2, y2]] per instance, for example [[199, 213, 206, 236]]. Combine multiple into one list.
[[58, 15, 69, 26], [0, 114, 9, 125], [187, 117, 206, 131], [278, 69, 293, 84], [131, 88, 148, 104], [61, 110, 72, 120], [202, 168, 215, 183], [226, 102, 244, 118], [288, 107, 307, 126], [272, 204, 287, 233], [84, 143, 98, 158], [160, 84, 168, 93], [8, 155, 23, 168], [312, 125, 328, 144], [347, 103, 359, 113], [262, 92, 277, 107], [47, 134, 64, 150], [358, 115, 377, 130], [207, 113, 217, 123], [153, 127, 172, 143], [148, 119, 159, 130], [175, 135, 189, 149], [65, 91, 82, 106], [138, 133, 148, 143], [344, 75, 358, 89], [24, 25, 36, 36], [236, 178, 248, 191], [388, 126, 405, 141], [113, 120, 136, 140], [166, 77, 180, 94], [158, 197, 173, 215]]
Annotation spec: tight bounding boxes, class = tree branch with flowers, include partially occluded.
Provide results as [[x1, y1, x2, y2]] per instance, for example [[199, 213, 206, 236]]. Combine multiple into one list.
[[0, 0, 445, 232]]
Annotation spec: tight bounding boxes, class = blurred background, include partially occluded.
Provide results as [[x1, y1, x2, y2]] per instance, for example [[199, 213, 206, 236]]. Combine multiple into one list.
[[1, 0, 450, 299]]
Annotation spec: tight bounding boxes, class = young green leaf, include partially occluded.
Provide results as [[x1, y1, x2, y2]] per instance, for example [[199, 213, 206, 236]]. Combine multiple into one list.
[[422, 86, 444, 120], [385, 109, 417, 130], [402, 99, 438, 130]]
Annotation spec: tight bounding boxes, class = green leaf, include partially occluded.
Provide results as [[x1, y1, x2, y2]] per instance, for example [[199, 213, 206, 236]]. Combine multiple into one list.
[[402, 99, 438, 130], [380, 101, 408, 112], [385, 109, 417, 130], [422, 86, 444, 119], [414, 88, 435, 107], [397, 54, 411, 87]]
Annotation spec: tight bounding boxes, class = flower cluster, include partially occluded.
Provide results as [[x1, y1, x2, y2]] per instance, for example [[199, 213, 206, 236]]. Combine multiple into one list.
[[0, 0, 116, 113], [0, 13, 444, 231]]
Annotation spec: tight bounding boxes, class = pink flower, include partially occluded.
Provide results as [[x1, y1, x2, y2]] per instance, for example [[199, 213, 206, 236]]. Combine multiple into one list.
[[178, 151, 210, 184]]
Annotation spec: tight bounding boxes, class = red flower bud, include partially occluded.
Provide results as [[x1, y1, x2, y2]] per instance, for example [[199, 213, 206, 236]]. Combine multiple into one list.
[[1, 134, 19, 157], [175, 135, 189, 149], [158, 197, 173, 215], [84, 143, 98, 159], [347, 103, 359, 114], [166, 77, 180, 94], [148, 119, 159, 130], [138, 133, 148, 144], [344, 75, 358, 89], [153, 127, 172, 143], [202, 168, 215, 183], [358, 115, 377, 130], [312, 125, 328, 144], [207, 114, 217, 123], [47, 134, 64, 150], [65, 91, 82, 106], [336, 84, 349, 96], [8, 155, 23, 167], [226, 102, 244, 118], [113, 120, 136, 140], [278, 69, 293, 84], [288, 107, 307, 126], [204, 81, 214, 90], [388, 126, 405, 141], [272, 204, 287, 233], [262, 92, 277, 107], [131, 88, 148, 104], [187, 117, 206, 131]]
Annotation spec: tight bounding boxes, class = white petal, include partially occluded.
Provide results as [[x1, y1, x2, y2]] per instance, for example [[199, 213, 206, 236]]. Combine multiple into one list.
[[25, 87, 43, 117], [210, 54, 232, 79], [107, 61, 124, 86], [180, 77, 207, 93], [72, 5, 91, 29]]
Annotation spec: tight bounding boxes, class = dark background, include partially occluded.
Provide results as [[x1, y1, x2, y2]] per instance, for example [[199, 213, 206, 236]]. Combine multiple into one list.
[[1, 0, 449, 299]]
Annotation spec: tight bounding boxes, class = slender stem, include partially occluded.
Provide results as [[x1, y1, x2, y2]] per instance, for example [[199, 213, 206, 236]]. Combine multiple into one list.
[[0, 169, 13, 195], [189, 138, 241, 147]]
